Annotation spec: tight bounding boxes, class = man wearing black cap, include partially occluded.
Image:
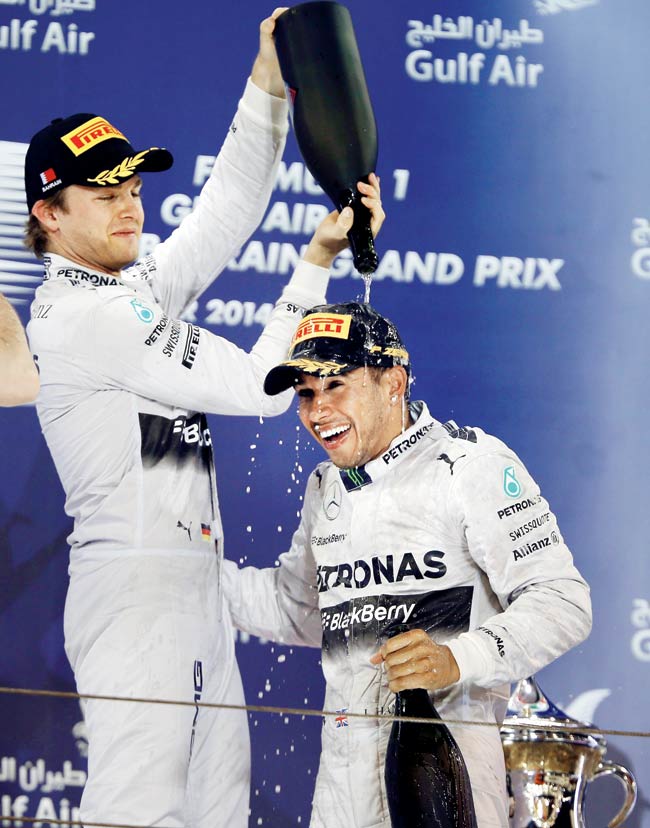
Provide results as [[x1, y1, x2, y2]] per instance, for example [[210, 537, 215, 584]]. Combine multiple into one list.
[[23, 6, 384, 827], [225, 302, 592, 828]]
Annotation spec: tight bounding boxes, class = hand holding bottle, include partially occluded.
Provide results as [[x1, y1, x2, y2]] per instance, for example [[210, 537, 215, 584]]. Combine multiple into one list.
[[370, 627, 460, 692], [273, 2, 380, 273], [251, 8, 289, 98], [303, 173, 384, 269], [381, 626, 478, 828]]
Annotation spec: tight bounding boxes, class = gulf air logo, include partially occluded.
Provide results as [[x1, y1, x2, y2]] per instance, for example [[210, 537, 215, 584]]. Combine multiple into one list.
[[291, 313, 351, 347], [61, 117, 128, 156]]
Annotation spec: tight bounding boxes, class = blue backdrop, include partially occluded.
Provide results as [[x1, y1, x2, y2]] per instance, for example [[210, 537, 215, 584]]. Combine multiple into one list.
[[1, 0, 649, 825]]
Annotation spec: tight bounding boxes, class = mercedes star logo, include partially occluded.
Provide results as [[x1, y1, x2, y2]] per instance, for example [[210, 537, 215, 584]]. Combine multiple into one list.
[[324, 480, 342, 520]]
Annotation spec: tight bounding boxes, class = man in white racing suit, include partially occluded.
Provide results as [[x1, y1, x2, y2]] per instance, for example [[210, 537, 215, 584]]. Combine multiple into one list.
[[24, 7, 385, 825], [224, 302, 593, 828]]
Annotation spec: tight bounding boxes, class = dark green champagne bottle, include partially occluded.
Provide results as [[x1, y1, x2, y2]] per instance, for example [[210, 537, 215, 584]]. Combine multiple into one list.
[[274, 2, 379, 274], [384, 627, 478, 827]]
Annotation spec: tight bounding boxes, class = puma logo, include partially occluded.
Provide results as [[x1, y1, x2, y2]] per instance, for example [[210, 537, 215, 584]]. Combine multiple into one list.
[[437, 453, 466, 475], [177, 520, 192, 541]]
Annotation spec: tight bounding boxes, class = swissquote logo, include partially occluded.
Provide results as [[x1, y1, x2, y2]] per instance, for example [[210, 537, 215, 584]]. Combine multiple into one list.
[[0, 141, 41, 306]]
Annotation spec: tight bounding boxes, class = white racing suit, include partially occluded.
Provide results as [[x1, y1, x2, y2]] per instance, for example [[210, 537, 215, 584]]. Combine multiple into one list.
[[27, 80, 331, 828], [224, 401, 593, 828]]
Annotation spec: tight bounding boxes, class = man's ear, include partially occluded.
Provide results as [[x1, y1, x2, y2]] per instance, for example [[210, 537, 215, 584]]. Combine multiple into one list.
[[385, 365, 409, 399], [31, 198, 60, 232]]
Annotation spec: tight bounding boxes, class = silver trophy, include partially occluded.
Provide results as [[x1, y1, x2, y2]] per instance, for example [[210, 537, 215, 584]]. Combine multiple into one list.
[[500, 676, 637, 827]]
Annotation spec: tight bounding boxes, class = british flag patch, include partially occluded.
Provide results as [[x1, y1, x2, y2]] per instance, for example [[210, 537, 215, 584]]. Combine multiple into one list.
[[334, 709, 349, 728]]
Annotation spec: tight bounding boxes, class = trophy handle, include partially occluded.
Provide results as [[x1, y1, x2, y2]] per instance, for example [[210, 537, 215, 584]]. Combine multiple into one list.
[[591, 761, 638, 828]]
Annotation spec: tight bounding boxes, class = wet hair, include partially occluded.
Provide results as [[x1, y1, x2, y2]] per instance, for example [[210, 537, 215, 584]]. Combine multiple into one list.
[[24, 189, 68, 258]]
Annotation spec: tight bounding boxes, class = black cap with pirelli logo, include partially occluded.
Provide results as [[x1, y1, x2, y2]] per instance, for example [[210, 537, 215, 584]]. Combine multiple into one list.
[[24, 112, 173, 212], [264, 302, 410, 396]]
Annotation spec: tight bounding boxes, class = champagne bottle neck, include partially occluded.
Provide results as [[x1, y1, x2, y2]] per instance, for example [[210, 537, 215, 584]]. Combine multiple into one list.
[[395, 688, 441, 721], [338, 186, 378, 275]]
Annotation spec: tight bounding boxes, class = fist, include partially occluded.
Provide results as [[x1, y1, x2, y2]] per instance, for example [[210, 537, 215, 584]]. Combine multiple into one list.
[[370, 628, 460, 692]]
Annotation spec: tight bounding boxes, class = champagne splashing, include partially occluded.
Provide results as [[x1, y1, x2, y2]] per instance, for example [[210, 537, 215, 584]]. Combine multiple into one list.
[[362, 273, 372, 303]]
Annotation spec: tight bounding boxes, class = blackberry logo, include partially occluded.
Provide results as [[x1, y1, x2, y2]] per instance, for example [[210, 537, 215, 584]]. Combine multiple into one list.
[[322, 600, 416, 632]]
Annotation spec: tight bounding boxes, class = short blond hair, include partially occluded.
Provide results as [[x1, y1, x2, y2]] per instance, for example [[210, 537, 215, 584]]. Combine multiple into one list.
[[24, 189, 68, 258]]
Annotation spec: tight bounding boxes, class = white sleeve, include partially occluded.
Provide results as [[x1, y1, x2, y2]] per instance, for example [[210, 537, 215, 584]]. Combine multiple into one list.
[[142, 80, 289, 318], [445, 450, 592, 688], [86, 260, 328, 417], [223, 475, 322, 647]]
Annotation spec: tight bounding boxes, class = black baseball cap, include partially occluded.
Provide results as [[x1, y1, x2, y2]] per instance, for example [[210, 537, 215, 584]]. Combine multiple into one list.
[[25, 113, 173, 212], [264, 302, 410, 396]]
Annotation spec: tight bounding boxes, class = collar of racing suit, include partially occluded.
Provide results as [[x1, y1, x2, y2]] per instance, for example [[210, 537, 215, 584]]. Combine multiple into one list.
[[42, 252, 152, 287], [339, 401, 445, 490]]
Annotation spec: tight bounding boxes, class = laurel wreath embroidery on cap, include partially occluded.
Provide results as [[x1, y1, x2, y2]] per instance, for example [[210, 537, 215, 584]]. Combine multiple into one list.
[[285, 358, 349, 374], [86, 150, 148, 186]]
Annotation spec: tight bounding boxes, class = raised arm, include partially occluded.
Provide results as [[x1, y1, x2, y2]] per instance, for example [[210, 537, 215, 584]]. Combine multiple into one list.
[[148, 10, 290, 317], [92, 181, 383, 417], [0, 293, 39, 406]]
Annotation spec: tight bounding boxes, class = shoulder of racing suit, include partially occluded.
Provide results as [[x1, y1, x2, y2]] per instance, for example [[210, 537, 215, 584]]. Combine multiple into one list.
[[423, 419, 522, 476]]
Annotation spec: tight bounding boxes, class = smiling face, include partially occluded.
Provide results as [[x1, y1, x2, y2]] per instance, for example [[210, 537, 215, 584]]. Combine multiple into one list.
[[295, 366, 410, 469], [32, 175, 144, 275]]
